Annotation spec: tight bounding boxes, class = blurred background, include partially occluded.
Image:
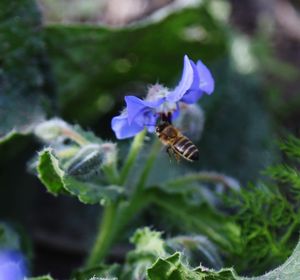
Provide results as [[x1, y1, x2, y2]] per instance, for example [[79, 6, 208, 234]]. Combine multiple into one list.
[[1, 0, 300, 278]]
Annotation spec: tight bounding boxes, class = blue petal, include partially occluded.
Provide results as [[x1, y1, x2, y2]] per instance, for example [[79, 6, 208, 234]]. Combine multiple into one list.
[[180, 60, 203, 103], [111, 112, 144, 139], [171, 103, 181, 121], [181, 89, 204, 104], [166, 55, 194, 103], [196, 60, 214, 94], [134, 109, 157, 127], [144, 111, 158, 132], [125, 96, 163, 124]]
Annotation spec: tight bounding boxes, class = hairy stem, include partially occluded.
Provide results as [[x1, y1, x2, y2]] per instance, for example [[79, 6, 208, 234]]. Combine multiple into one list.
[[102, 164, 119, 185], [86, 131, 150, 267], [119, 130, 146, 185], [86, 203, 117, 267], [61, 127, 89, 146], [165, 171, 240, 190], [135, 139, 161, 192]]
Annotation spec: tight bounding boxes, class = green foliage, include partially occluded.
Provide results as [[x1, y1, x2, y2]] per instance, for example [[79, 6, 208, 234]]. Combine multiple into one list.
[[34, 119, 294, 278], [223, 135, 300, 275], [77, 227, 239, 280], [197, 61, 276, 184], [42, 2, 276, 185], [1, 1, 296, 278], [33, 119, 244, 275], [35, 120, 123, 204], [279, 135, 300, 160], [148, 252, 238, 280], [250, 239, 300, 280], [146, 184, 240, 253], [43, 4, 227, 124], [0, 0, 51, 139], [121, 228, 167, 279], [77, 226, 300, 280]]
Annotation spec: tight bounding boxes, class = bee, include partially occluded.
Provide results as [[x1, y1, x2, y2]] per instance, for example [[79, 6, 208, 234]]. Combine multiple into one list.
[[155, 121, 199, 162]]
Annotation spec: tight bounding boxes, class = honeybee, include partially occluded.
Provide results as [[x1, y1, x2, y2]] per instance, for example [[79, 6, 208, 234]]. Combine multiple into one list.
[[155, 122, 199, 162]]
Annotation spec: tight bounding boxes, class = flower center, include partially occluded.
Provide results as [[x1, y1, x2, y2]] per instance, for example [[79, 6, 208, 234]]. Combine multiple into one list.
[[146, 84, 177, 116]]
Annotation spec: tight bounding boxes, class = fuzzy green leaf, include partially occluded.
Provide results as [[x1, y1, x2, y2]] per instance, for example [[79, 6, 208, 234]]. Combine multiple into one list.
[[121, 228, 167, 280], [34, 118, 101, 146], [147, 252, 239, 280], [37, 148, 65, 195], [37, 148, 123, 204]]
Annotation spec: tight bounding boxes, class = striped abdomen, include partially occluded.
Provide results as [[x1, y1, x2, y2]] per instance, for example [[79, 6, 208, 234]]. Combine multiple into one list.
[[173, 136, 199, 161]]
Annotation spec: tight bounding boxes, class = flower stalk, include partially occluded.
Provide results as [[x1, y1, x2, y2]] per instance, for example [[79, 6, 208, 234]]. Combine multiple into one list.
[[86, 202, 117, 267]]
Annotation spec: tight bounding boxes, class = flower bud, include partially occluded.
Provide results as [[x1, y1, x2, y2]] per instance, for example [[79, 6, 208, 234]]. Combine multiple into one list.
[[66, 144, 102, 179], [34, 118, 70, 142], [66, 143, 118, 179], [175, 104, 205, 142], [99, 142, 118, 167]]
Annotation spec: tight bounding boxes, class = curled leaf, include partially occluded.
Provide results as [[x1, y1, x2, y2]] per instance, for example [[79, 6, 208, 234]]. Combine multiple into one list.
[[37, 148, 123, 204]]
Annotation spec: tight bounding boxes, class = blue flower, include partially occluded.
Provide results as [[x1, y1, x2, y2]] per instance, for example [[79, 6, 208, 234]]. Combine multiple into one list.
[[112, 55, 214, 139], [0, 250, 27, 280]]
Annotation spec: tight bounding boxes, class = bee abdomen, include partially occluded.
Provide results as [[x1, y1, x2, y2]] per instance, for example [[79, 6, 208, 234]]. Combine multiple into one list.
[[174, 137, 199, 161]]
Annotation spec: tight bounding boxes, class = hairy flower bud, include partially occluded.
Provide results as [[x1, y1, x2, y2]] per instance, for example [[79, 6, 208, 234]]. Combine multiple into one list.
[[174, 104, 205, 142], [66, 144, 102, 178], [66, 143, 117, 179], [100, 142, 118, 167], [34, 118, 70, 142]]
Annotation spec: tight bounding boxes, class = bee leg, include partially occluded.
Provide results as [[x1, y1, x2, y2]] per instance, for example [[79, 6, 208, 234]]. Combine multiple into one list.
[[174, 152, 181, 163], [166, 146, 173, 162]]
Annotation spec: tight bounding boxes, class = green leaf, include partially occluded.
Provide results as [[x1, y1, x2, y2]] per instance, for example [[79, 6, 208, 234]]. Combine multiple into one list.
[[147, 185, 240, 252], [130, 227, 166, 257], [0, 0, 52, 140], [37, 148, 65, 195], [166, 235, 223, 270], [34, 118, 101, 146], [43, 3, 227, 124], [121, 227, 167, 280], [37, 148, 123, 204], [147, 252, 239, 280], [250, 238, 300, 280]]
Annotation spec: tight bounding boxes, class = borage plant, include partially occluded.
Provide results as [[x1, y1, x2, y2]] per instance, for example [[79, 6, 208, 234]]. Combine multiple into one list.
[[28, 55, 244, 279], [17, 55, 300, 279]]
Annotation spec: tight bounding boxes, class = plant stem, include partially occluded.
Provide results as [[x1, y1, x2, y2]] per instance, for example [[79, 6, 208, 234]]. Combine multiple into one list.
[[165, 171, 240, 190], [86, 203, 117, 267], [86, 131, 149, 267], [119, 129, 146, 185], [62, 127, 89, 146], [280, 219, 300, 246], [102, 164, 119, 185], [136, 139, 161, 192]]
